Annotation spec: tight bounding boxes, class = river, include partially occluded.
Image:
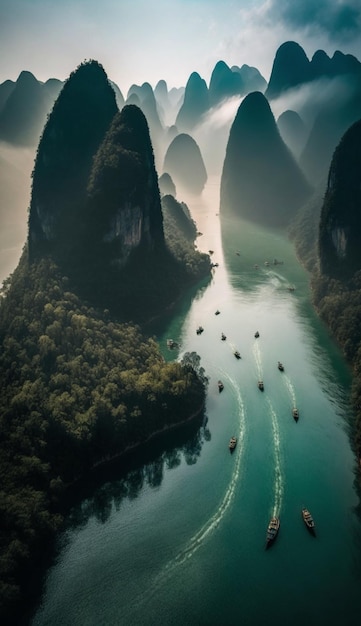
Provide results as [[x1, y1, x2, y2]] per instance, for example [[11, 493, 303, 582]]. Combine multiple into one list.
[[32, 176, 361, 626]]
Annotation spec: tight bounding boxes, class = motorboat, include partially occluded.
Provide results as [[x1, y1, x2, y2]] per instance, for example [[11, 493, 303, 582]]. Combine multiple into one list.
[[229, 436, 237, 451], [196, 326, 204, 335], [215, 310, 220, 315], [166, 339, 178, 349], [254, 331, 260, 338], [266, 517, 280, 548], [292, 408, 299, 421], [209, 250, 214, 255], [221, 333, 227, 341], [234, 350, 241, 359], [218, 380, 224, 392], [258, 380, 264, 391], [302, 508, 316, 535], [277, 361, 284, 371]]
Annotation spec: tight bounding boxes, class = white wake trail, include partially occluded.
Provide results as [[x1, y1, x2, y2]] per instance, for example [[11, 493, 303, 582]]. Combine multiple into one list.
[[284, 374, 297, 407], [252, 340, 262, 378], [150, 371, 246, 590], [266, 397, 284, 518]]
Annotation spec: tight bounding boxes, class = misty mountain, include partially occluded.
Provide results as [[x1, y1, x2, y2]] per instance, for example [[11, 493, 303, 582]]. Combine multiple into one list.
[[319, 119, 361, 279], [208, 61, 244, 106], [0, 71, 53, 146], [0, 79, 15, 113], [175, 72, 209, 132], [220, 91, 311, 227], [28, 60, 118, 259], [299, 78, 361, 186], [231, 64, 267, 94], [126, 82, 163, 136], [163, 133, 207, 194], [265, 42, 312, 100], [266, 42, 361, 100], [159, 172, 176, 197], [43, 77, 63, 101], [110, 80, 125, 109], [277, 109, 307, 158]]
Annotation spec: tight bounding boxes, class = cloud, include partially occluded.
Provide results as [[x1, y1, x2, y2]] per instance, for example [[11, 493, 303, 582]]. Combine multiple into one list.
[[265, 0, 361, 42]]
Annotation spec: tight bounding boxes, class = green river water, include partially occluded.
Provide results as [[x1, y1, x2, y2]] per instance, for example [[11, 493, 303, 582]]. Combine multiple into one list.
[[32, 177, 361, 626]]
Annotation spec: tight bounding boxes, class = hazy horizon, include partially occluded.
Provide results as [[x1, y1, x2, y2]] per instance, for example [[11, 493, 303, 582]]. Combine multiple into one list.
[[1, 0, 361, 95]]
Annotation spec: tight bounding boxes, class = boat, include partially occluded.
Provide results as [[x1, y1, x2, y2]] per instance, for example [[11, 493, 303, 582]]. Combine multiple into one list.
[[266, 517, 280, 549], [218, 380, 224, 392], [292, 407, 299, 421], [166, 339, 178, 349], [236, 252, 240, 256], [264, 261, 270, 266], [209, 249, 214, 255], [215, 310, 220, 315], [258, 380, 264, 391], [277, 361, 284, 371], [196, 326, 204, 335], [221, 333, 227, 341], [229, 436, 237, 451], [234, 350, 241, 359], [287, 285, 295, 292], [254, 264, 259, 269], [254, 331, 260, 338], [302, 508, 316, 535]]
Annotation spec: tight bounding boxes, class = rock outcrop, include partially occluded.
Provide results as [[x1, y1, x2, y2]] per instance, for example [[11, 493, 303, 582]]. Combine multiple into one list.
[[28, 60, 118, 258], [319, 119, 361, 278]]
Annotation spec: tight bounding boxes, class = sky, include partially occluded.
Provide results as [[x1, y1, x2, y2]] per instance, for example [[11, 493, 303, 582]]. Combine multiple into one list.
[[0, 0, 361, 96]]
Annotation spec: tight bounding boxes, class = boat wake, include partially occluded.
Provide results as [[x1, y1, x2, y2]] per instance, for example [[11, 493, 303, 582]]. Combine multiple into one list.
[[252, 341, 262, 378], [149, 372, 246, 590], [266, 397, 283, 518], [284, 375, 297, 407]]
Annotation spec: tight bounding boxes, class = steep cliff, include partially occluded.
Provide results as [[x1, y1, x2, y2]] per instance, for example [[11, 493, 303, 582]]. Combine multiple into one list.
[[28, 60, 118, 259], [319, 119, 361, 278], [87, 104, 164, 266]]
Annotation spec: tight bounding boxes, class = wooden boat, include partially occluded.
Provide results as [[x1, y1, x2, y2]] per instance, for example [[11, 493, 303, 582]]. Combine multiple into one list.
[[196, 326, 204, 335], [209, 250, 214, 255], [302, 508, 316, 535], [234, 350, 241, 359], [277, 361, 284, 371], [221, 333, 226, 341], [266, 517, 280, 548], [218, 380, 224, 392], [229, 436, 237, 451], [258, 380, 264, 391], [254, 331, 260, 338], [292, 408, 299, 421]]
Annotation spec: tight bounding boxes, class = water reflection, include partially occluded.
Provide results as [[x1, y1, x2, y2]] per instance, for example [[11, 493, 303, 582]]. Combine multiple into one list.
[[65, 412, 210, 532]]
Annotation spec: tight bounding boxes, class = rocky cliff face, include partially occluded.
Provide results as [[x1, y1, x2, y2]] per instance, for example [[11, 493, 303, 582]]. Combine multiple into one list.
[[220, 91, 311, 227], [28, 60, 118, 258], [87, 104, 164, 266], [319, 119, 361, 278]]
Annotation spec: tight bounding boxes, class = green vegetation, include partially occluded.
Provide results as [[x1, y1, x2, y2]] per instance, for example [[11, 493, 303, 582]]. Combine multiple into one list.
[[0, 253, 206, 622]]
